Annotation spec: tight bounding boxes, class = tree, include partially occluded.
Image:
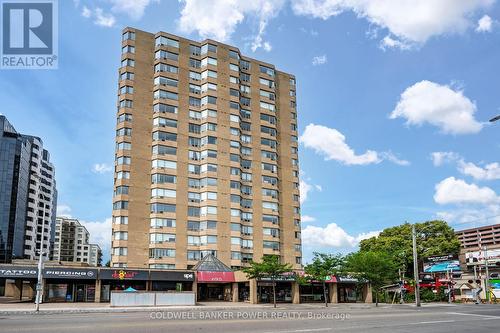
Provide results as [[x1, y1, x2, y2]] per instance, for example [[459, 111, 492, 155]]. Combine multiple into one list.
[[243, 255, 293, 308], [303, 253, 344, 307], [345, 251, 398, 306], [359, 221, 460, 275]]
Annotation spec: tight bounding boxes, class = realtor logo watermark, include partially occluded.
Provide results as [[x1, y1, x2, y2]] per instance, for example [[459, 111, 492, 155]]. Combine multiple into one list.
[[1, 0, 58, 69]]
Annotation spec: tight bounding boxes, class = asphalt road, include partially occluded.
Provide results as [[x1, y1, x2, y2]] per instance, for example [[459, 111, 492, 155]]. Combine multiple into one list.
[[1, 304, 500, 333]]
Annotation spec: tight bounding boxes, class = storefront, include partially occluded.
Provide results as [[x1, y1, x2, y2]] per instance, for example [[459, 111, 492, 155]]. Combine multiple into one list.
[[0, 265, 38, 300], [99, 269, 149, 302], [150, 270, 194, 292], [257, 273, 296, 303], [43, 267, 98, 302], [337, 277, 364, 303], [197, 271, 235, 301]]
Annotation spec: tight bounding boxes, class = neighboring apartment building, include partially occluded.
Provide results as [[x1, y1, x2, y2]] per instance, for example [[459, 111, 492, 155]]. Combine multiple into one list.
[[455, 224, 500, 270], [52, 217, 102, 266], [111, 28, 302, 270], [0, 115, 57, 263]]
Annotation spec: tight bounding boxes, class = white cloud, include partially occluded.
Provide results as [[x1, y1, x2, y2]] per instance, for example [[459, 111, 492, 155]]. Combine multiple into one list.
[[300, 124, 408, 166], [380, 35, 412, 51], [458, 160, 500, 181], [80, 218, 112, 256], [300, 124, 380, 165], [390, 80, 483, 135], [178, 0, 285, 52], [434, 177, 499, 205], [301, 215, 316, 223], [57, 205, 72, 218], [92, 163, 113, 174], [312, 54, 327, 65], [431, 151, 461, 166], [302, 222, 380, 248], [476, 14, 493, 32], [299, 179, 313, 204], [436, 205, 500, 227], [109, 0, 156, 20], [380, 151, 411, 166], [81, 5, 91, 18], [315, 184, 323, 191], [291, 0, 494, 49]]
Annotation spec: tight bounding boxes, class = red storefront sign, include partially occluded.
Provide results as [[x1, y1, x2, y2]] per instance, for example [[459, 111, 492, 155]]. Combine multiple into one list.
[[197, 271, 235, 283]]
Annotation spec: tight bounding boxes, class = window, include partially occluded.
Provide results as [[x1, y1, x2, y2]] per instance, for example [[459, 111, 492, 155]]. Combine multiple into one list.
[[201, 96, 217, 106], [151, 188, 176, 198], [290, 77, 296, 86], [229, 50, 239, 59], [149, 248, 176, 258], [188, 178, 200, 188], [153, 131, 177, 142], [263, 228, 279, 237], [120, 72, 134, 81], [151, 203, 176, 213], [188, 164, 200, 175], [201, 109, 217, 118], [260, 101, 275, 112], [120, 85, 133, 94], [260, 90, 275, 100], [241, 172, 252, 182], [240, 109, 251, 119], [259, 77, 274, 88], [229, 63, 239, 71], [154, 76, 178, 88], [241, 134, 251, 144], [239, 59, 250, 70], [231, 237, 240, 246], [189, 84, 201, 94], [153, 117, 177, 128], [230, 76, 238, 84], [113, 216, 128, 224], [230, 101, 240, 110], [263, 201, 278, 211], [262, 162, 277, 173], [155, 36, 179, 48], [152, 159, 177, 169], [240, 73, 250, 82], [154, 90, 178, 101], [114, 186, 129, 196], [114, 232, 128, 240], [201, 70, 217, 79], [113, 247, 128, 256], [240, 146, 252, 156], [242, 239, 253, 249], [122, 45, 135, 53], [116, 156, 131, 165], [261, 125, 276, 137], [153, 103, 178, 114], [230, 88, 240, 97], [201, 149, 217, 159], [189, 96, 201, 107], [152, 145, 176, 156], [121, 59, 134, 67], [263, 241, 279, 250], [190, 44, 201, 56], [201, 43, 217, 54], [116, 171, 130, 180], [230, 115, 240, 123], [200, 163, 217, 173], [190, 71, 201, 81], [122, 31, 135, 41], [150, 233, 176, 243], [151, 218, 176, 228], [263, 214, 279, 225], [116, 142, 131, 150], [119, 99, 133, 108], [262, 175, 277, 186], [201, 136, 217, 146], [201, 83, 217, 93], [231, 251, 241, 260], [260, 113, 276, 124], [151, 174, 176, 184], [240, 97, 250, 107], [154, 63, 178, 73], [201, 57, 217, 67], [262, 188, 278, 198], [240, 85, 250, 94], [116, 127, 132, 137], [201, 122, 217, 132], [189, 137, 201, 147], [155, 50, 178, 61], [260, 65, 275, 77], [261, 138, 277, 149]]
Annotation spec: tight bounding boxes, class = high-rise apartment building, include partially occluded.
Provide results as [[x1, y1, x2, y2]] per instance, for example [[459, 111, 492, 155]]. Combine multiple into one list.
[[0, 115, 57, 263], [52, 217, 102, 266], [111, 28, 302, 271]]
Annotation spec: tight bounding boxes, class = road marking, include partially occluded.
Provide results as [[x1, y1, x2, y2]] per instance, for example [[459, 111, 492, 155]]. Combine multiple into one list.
[[410, 320, 455, 325], [262, 328, 331, 333], [447, 312, 500, 320]]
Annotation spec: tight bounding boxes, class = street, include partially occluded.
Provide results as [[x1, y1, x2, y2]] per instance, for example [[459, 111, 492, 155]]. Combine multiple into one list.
[[1, 304, 499, 333]]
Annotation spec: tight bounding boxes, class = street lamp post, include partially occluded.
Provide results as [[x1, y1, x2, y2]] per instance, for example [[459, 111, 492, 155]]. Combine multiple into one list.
[[34, 181, 47, 312], [412, 224, 421, 307], [483, 246, 490, 304]]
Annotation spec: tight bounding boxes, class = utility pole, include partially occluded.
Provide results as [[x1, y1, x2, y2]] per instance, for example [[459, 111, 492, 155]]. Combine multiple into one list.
[[412, 224, 421, 307], [484, 246, 490, 304], [35, 181, 47, 312]]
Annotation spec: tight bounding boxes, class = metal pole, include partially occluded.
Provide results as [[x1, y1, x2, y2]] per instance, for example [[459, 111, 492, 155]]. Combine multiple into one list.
[[447, 269, 451, 304], [35, 185, 46, 312], [484, 246, 490, 303], [412, 224, 421, 307]]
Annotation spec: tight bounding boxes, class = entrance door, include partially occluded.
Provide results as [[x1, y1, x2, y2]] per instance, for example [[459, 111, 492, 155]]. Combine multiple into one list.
[[75, 284, 86, 302]]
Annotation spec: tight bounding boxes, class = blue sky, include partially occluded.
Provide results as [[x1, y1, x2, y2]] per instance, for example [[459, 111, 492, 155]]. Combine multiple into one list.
[[1, 0, 499, 263]]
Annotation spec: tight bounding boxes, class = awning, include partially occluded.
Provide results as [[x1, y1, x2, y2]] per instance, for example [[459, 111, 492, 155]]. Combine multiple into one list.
[[197, 271, 235, 283]]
